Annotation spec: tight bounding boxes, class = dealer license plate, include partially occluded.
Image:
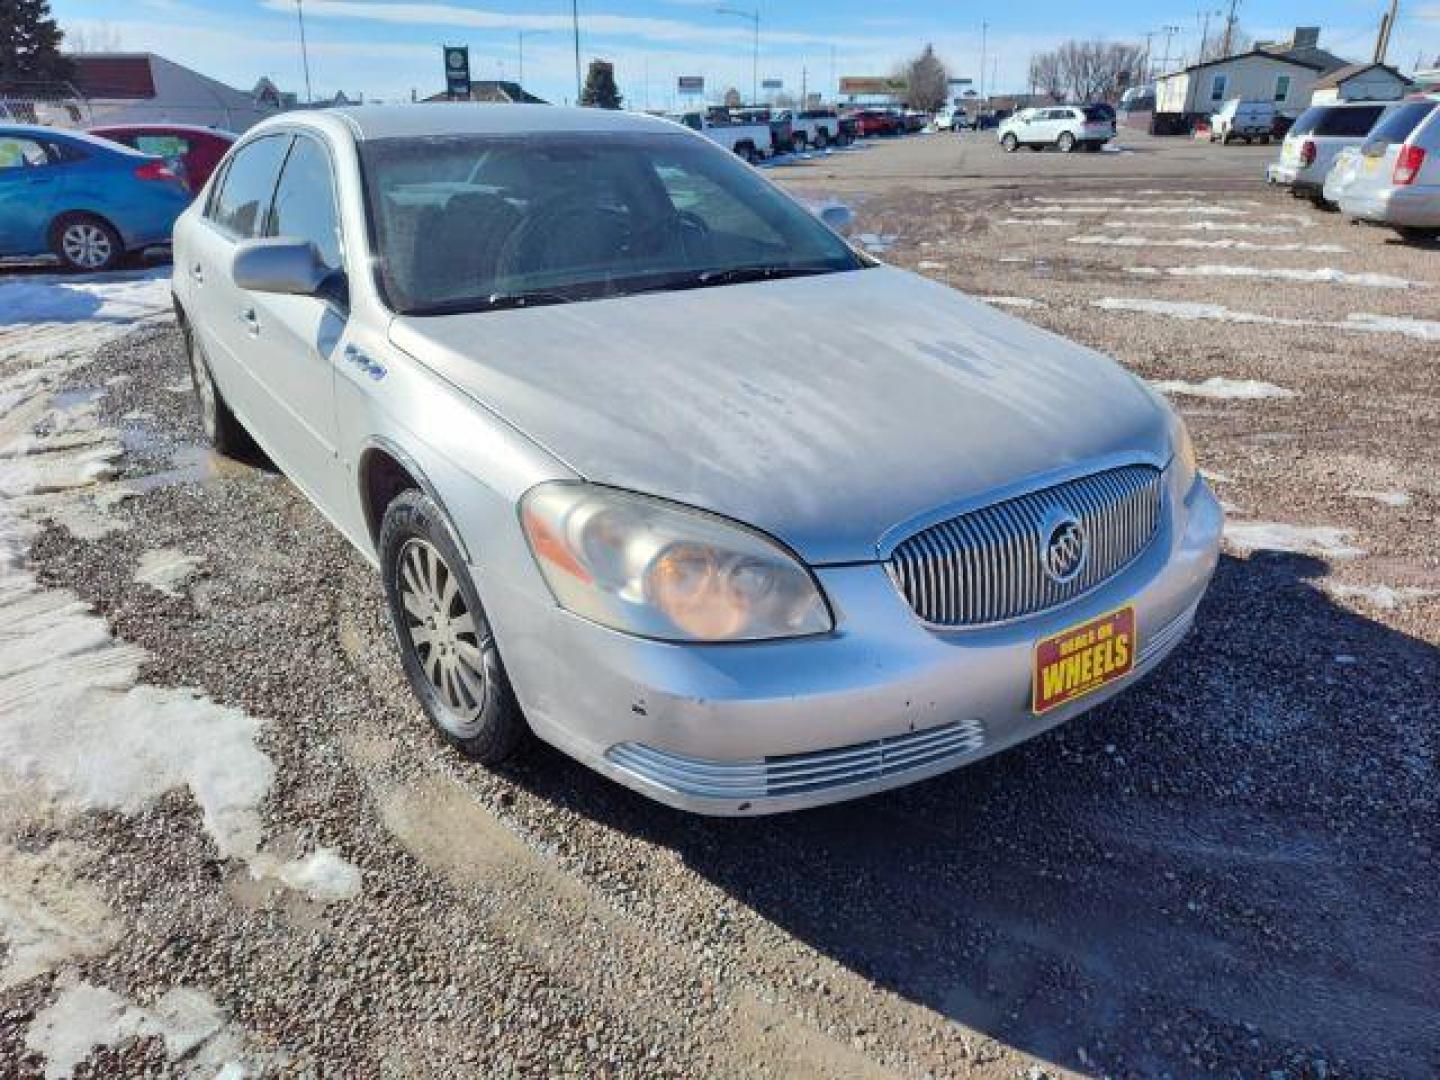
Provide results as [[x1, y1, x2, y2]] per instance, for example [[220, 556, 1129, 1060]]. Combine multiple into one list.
[[1032, 606, 1137, 715]]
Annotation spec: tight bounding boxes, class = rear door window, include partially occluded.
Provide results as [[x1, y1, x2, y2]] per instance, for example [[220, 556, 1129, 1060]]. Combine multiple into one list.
[[1314, 106, 1385, 138], [207, 134, 291, 239]]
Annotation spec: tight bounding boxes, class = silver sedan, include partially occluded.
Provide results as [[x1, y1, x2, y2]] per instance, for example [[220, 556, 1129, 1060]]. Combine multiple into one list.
[[170, 105, 1222, 814]]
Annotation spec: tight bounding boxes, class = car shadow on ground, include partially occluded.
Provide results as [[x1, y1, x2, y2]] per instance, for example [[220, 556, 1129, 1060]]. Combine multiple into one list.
[[502, 552, 1439, 1076]]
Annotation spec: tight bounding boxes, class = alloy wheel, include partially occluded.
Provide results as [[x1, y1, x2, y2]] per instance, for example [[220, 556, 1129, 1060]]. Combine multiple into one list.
[[61, 222, 113, 270], [397, 537, 489, 737]]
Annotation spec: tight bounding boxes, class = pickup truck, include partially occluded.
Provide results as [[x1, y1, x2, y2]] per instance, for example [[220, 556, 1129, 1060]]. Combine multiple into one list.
[[778, 109, 847, 148], [730, 107, 794, 156], [1210, 99, 1276, 145], [671, 112, 772, 162]]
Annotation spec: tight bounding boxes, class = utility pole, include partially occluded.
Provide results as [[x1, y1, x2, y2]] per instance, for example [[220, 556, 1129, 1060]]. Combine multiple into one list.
[[1197, 10, 1220, 63], [1158, 24, 1182, 74], [1373, 0, 1398, 63], [1220, 0, 1239, 56], [295, 0, 313, 103], [980, 22, 988, 104], [829, 45, 836, 101], [801, 65, 807, 105], [572, 0, 582, 103]]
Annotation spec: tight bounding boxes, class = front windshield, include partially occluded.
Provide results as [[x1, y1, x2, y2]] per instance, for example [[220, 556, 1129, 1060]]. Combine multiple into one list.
[[360, 129, 866, 315]]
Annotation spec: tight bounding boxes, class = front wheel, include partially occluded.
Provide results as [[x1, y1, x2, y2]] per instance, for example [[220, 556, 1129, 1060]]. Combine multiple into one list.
[[51, 213, 123, 273], [1001, 132, 1019, 152], [380, 489, 529, 764], [1057, 131, 1076, 153], [814, 129, 829, 149]]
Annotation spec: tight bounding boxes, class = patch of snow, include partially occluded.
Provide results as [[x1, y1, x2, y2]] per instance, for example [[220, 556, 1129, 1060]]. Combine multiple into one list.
[[26, 977, 256, 1080], [1100, 143, 1131, 153], [0, 271, 171, 364], [976, 295, 1043, 308], [1201, 468, 1234, 484], [266, 847, 364, 903], [1348, 489, 1410, 508], [1095, 297, 1440, 341], [1326, 583, 1436, 610], [1104, 219, 1298, 234], [1224, 521, 1365, 558], [1019, 203, 1250, 216], [1151, 376, 1296, 400], [0, 841, 119, 990], [134, 548, 204, 597], [1130, 263, 1419, 289], [999, 217, 1072, 226], [1071, 234, 1349, 254], [916, 260, 947, 270]]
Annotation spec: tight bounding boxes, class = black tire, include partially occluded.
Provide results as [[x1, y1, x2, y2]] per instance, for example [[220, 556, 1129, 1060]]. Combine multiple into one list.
[[1396, 226, 1440, 242], [1222, 131, 1234, 145], [1001, 132, 1019, 152], [50, 212, 123, 273], [1057, 131, 1076, 153], [182, 319, 253, 456], [1260, 134, 1271, 145], [380, 489, 528, 764], [814, 128, 829, 149], [736, 141, 758, 164]]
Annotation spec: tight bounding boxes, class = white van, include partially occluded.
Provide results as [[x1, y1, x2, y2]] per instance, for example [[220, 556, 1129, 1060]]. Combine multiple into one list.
[[1210, 99, 1276, 144]]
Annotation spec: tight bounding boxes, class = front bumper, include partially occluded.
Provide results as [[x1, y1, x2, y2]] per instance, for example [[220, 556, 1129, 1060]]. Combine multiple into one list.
[[1340, 184, 1440, 229], [479, 475, 1223, 815]]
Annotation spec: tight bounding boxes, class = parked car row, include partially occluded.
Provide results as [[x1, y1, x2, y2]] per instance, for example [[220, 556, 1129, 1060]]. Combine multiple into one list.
[[1268, 96, 1439, 240], [0, 121, 234, 271]]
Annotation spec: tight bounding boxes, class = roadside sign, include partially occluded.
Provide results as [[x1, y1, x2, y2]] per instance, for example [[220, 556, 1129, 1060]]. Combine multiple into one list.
[[762, 78, 783, 90], [678, 75, 704, 94], [444, 46, 471, 97], [839, 76, 908, 96]]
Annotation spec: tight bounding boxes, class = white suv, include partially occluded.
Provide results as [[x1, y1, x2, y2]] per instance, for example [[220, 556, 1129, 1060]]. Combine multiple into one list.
[[999, 105, 1115, 153]]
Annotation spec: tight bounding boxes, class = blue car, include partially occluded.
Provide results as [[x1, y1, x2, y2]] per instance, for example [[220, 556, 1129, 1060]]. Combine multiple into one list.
[[0, 124, 191, 272]]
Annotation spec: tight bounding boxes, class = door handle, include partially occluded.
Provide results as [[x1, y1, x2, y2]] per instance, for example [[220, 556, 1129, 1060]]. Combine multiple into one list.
[[240, 306, 259, 334], [190, 262, 204, 285]]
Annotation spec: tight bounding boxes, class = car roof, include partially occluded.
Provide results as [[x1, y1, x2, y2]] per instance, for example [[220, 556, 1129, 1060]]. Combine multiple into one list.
[[281, 104, 678, 142], [89, 122, 237, 138], [0, 123, 151, 156]]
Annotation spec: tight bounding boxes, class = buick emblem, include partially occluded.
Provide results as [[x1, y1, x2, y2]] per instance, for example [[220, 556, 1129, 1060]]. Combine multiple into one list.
[[1042, 516, 1086, 583]]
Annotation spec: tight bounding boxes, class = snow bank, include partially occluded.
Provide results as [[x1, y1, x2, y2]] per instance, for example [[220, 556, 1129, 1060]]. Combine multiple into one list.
[[1224, 521, 1365, 558], [1104, 220, 1299, 234], [0, 270, 172, 363], [1151, 376, 1296, 400]]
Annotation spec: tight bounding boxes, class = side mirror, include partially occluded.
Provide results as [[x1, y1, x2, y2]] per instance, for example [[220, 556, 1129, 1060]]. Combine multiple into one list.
[[232, 238, 334, 296], [818, 203, 855, 236]]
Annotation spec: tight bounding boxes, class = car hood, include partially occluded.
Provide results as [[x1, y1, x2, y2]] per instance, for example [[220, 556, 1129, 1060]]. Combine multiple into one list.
[[388, 266, 1171, 564]]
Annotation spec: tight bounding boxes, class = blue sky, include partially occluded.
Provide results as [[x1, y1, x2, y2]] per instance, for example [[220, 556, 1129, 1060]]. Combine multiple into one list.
[[53, 0, 1440, 107]]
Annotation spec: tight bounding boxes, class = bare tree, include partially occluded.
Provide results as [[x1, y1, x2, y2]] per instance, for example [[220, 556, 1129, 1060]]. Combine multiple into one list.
[[67, 22, 123, 53], [1199, 27, 1252, 62], [898, 44, 949, 112], [1029, 40, 1145, 103], [1028, 51, 1066, 101]]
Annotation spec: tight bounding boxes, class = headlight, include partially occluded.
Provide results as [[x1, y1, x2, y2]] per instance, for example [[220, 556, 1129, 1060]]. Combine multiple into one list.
[[1169, 413, 1200, 492], [519, 483, 832, 642]]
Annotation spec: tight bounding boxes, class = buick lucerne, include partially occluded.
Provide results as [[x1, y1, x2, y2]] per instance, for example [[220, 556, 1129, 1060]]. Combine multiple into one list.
[[171, 105, 1222, 814]]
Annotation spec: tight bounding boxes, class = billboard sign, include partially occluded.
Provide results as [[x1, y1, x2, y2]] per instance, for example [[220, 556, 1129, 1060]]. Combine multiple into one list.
[[839, 76, 908, 96], [677, 75, 705, 94], [762, 78, 783, 90], [444, 46, 471, 97]]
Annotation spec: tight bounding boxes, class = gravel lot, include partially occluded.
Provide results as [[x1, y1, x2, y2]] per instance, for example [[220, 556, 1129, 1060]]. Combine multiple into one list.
[[1, 129, 1436, 1079]]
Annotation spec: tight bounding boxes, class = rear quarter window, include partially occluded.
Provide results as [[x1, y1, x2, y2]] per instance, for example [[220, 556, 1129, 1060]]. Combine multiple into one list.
[[1314, 106, 1385, 138], [1288, 107, 1323, 136], [1367, 101, 1437, 145]]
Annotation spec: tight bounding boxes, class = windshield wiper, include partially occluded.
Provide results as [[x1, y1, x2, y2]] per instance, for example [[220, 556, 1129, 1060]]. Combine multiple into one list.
[[408, 291, 577, 316], [624, 264, 834, 296]]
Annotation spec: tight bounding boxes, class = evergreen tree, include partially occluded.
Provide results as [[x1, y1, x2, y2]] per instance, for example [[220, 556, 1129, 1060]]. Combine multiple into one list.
[[0, 0, 74, 89], [580, 60, 622, 109]]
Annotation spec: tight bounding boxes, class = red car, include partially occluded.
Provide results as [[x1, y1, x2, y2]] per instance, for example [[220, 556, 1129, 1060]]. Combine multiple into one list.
[[848, 109, 901, 138], [87, 123, 236, 194]]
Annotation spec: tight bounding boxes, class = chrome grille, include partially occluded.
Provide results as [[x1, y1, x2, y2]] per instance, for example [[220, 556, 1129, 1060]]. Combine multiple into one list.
[[887, 465, 1163, 626], [608, 719, 987, 801]]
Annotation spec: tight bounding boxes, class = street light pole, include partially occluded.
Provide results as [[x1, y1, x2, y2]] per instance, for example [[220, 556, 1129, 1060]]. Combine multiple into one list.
[[296, 0, 313, 104], [979, 22, 988, 105], [572, 0, 582, 103], [716, 7, 760, 104]]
